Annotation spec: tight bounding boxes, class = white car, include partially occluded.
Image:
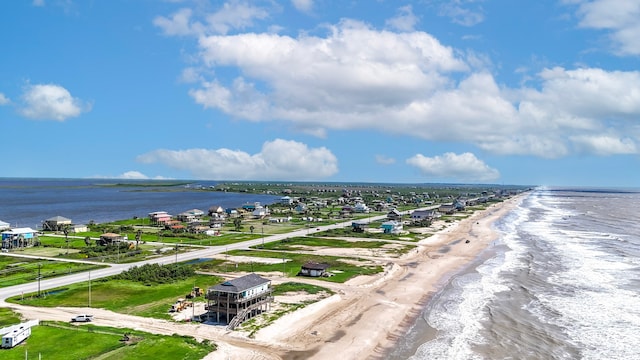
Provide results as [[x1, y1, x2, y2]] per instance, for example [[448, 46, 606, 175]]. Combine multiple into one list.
[[71, 314, 93, 323]]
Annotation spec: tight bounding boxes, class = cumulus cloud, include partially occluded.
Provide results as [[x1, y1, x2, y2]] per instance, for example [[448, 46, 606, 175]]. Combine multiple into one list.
[[375, 155, 396, 165], [0, 93, 10, 105], [406, 152, 500, 182], [90, 171, 170, 180], [291, 0, 314, 13], [156, 6, 640, 159], [19, 84, 91, 121], [153, 8, 202, 36], [386, 5, 419, 32], [136, 139, 338, 180], [572, 0, 640, 55], [192, 19, 467, 124], [569, 134, 637, 155], [438, 0, 485, 27], [118, 171, 151, 179], [154, 2, 269, 36]]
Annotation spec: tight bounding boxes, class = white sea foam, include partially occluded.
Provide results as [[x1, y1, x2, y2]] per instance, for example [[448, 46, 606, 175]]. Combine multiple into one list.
[[409, 190, 640, 360]]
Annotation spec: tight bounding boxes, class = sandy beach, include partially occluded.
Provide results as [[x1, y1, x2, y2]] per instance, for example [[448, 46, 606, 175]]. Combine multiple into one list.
[[6, 195, 522, 360]]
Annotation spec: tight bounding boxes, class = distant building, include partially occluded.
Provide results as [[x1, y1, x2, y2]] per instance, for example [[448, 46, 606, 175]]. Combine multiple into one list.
[[381, 221, 403, 234], [148, 211, 172, 224], [298, 262, 330, 277], [438, 203, 456, 214], [70, 224, 89, 233], [42, 216, 72, 231], [177, 209, 205, 222], [1, 228, 37, 250], [97, 232, 125, 246]]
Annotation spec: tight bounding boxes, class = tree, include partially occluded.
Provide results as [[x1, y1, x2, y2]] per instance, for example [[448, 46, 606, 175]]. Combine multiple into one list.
[[233, 218, 242, 231], [63, 226, 70, 254]]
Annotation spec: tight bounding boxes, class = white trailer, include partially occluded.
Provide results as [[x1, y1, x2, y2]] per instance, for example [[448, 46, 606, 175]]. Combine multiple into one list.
[[1, 320, 39, 349]]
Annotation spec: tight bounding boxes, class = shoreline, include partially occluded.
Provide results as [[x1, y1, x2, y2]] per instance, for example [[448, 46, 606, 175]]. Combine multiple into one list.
[[250, 194, 524, 360]]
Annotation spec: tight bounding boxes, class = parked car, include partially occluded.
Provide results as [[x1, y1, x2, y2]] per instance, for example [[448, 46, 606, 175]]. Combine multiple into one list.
[[71, 314, 93, 323]]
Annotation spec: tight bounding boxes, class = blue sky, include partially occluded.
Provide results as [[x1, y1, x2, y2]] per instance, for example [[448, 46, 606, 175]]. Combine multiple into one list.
[[1, 0, 639, 187]]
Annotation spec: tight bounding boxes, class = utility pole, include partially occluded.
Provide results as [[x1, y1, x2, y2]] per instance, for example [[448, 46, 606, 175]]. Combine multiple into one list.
[[37, 263, 41, 297], [88, 270, 92, 307]]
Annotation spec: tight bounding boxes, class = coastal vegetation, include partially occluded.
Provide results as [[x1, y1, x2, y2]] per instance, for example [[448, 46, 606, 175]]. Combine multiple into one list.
[[254, 236, 415, 256], [194, 250, 383, 283]]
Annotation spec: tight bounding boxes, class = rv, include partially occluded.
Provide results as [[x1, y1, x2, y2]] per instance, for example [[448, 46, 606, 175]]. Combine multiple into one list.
[[1, 320, 38, 348]]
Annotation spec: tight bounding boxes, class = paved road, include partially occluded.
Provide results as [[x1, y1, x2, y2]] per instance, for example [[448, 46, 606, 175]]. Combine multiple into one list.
[[0, 213, 397, 303]]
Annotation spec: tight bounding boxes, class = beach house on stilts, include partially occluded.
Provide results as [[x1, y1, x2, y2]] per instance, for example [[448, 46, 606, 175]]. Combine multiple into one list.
[[205, 273, 272, 329]]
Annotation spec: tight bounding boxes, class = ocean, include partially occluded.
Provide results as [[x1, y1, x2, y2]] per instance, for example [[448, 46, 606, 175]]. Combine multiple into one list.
[[0, 178, 279, 229], [389, 188, 640, 360]]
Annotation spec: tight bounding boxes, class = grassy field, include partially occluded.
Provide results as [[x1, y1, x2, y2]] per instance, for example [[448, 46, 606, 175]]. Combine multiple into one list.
[[194, 249, 383, 283], [8, 274, 221, 320], [1, 322, 215, 360], [0, 257, 107, 288], [0, 307, 23, 326], [254, 236, 415, 255]]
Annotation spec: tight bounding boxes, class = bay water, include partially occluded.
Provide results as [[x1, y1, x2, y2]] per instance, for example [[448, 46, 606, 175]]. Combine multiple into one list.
[[0, 178, 278, 229]]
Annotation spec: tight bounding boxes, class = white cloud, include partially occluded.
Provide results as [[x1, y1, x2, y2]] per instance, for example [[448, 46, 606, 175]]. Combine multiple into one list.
[[291, 0, 313, 13], [32, 0, 44, 7], [153, 8, 203, 36], [155, 2, 270, 36], [136, 139, 338, 180], [0, 93, 10, 105], [572, 0, 640, 55], [157, 10, 640, 159], [386, 5, 419, 32], [406, 152, 500, 182], [570, 134, 637, 155], [118, 171, 150, 179], [375, 155, 396, 165], [192, 19, 467, 125], [90, 171, 170, 180], [19, 84, 91, 121], [438, 1, 485, 27]]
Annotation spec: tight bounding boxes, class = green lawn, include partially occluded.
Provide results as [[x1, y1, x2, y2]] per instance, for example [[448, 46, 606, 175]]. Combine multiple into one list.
[[0, 308, 23, 326], [194, 249, 382, 283], [8, 274, 221, 320], [1, 322, 214, 360]]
